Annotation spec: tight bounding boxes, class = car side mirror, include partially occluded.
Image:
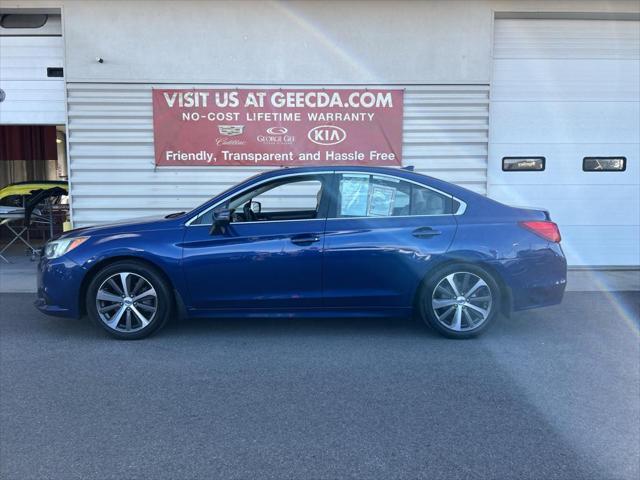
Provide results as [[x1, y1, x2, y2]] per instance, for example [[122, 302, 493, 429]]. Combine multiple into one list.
[[210, 208, 232, 235], [249, 200, 261, 215]]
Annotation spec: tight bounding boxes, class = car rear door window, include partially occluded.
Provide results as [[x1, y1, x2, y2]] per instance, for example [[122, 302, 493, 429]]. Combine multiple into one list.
[[334, 173, 452, 218]]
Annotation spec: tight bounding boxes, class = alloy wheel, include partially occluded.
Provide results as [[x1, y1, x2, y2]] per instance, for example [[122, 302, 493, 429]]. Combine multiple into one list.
[[431, 271, 492, 332], [95, 272, 158, 332]]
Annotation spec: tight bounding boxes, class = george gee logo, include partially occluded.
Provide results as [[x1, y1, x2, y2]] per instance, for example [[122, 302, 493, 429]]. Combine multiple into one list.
[[217, 125, 244, 136], [257, 126, 294, 145], [307, 125, 346, 146], [266, 126, 288, 135]]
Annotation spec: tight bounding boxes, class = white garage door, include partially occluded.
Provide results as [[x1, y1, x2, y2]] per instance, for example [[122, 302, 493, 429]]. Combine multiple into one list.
[[0, 13, 65, 124], [489, 18, 640, 267]]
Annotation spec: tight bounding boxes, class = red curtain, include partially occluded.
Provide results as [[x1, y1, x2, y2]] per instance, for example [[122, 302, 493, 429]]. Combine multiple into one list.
[[0, 125, 57, 161]]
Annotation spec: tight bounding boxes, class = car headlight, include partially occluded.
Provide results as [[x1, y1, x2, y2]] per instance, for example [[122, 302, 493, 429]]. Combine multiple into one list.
[[44, 236, 89, 259]]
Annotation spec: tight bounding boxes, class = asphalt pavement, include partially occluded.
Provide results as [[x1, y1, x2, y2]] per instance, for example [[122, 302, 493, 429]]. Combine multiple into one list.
[[1, 292, 638, 480]]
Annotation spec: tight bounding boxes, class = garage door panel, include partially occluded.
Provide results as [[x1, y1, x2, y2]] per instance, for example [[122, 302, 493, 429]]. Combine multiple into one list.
[[492, 59, 639, 101], [560, 226, 640, 267], [490, 102, 639, 144], [488, 143, 639, 186], [0, 80, 65, 101], [494, 19, 640, 59], [0, 67, 62, 81], [0, 109, 65, 124], [0, 45, 63, 59], [1, 98, 66, 114], [489, 184, 639, 226], [0, 54, 64, 69], [0, 36, 63, 80]]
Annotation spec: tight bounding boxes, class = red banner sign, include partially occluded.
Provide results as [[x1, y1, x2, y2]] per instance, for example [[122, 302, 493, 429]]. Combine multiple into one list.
[[152, 88, 403, 167]]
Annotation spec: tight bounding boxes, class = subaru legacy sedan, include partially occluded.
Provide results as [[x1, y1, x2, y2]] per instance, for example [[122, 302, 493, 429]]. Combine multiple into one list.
[[36, 166, 566, 339]]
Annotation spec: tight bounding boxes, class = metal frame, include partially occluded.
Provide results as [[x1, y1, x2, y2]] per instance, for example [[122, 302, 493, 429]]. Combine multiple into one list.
[[0, 218, 39, 263]]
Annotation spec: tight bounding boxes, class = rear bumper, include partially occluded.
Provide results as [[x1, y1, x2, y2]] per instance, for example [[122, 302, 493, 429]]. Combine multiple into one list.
[[35, 255, 85, 318], [511, 280, 566, 311], [492, 244, 567, 312]]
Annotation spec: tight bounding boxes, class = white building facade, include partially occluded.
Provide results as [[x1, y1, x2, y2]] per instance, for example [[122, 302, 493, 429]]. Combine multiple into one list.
[[0, 0, 638, 267]]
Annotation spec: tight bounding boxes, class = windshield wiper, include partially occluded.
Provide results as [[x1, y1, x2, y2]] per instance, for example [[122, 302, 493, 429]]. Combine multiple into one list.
[[164, 211, 186, 219]]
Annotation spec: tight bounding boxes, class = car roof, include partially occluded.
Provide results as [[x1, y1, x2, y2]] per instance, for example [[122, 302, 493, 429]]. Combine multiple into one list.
[[271, 165, 405, 174], [257, 165, 423, 182]]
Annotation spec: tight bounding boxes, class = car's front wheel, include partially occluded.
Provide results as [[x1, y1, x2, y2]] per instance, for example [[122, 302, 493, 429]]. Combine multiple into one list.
[[86, 260, 172, 339], [419, 263, 501, 338]]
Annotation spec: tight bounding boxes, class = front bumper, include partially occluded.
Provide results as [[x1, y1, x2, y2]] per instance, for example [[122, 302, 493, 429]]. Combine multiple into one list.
[[35, 255, 86, 318]]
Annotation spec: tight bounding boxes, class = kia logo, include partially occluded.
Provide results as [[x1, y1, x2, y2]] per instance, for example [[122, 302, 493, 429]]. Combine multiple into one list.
[[266, 126, 288, 135], [307, 125, 346, 146]]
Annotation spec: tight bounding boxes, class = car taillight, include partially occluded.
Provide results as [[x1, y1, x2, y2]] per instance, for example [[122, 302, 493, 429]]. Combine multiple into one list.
[[519, 221, 561, 243]]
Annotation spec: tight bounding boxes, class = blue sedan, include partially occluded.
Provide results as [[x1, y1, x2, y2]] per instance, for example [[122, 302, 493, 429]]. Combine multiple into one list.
[[36, 166, 566, 339]]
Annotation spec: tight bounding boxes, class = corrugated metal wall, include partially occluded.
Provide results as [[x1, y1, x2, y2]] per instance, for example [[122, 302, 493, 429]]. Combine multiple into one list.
[[67, 84, 489, 227]]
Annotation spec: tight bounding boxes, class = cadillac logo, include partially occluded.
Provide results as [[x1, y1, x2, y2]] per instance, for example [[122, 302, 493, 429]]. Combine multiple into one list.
[[217, 125, 244, 136]]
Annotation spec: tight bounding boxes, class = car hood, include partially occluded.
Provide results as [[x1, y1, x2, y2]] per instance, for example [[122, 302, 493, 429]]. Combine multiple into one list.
[[60, 214, 186, 238]]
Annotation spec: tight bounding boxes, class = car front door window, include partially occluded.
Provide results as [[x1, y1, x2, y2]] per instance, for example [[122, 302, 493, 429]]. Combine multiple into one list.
[[229, 178, 323, 223], [192, 175, 326, 225]]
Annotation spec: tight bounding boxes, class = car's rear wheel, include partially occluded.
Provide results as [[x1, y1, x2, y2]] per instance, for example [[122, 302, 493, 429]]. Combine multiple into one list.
[[419, 263, 501, 338], [86, 260, 172, 339]]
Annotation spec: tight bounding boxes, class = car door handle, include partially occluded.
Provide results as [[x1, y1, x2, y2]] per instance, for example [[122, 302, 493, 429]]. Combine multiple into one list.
[[412, 227, 442, 238], [290, 234, 321, 245]]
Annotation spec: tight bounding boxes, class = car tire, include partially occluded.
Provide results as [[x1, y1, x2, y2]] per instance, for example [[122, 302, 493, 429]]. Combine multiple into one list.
[[418, 263, 501, 339], [86, 260, 173, 340]]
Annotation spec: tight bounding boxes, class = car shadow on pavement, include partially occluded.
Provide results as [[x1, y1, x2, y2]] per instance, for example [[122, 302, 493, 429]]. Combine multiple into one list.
[[162, 314, 436, 338], [149, 290, 638, 339]]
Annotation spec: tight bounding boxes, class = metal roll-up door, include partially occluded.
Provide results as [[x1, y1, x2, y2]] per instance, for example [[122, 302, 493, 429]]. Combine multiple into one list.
[[489, 18, 640, 267], [66, 84, 488, 227], [0, 14, 64, 124]]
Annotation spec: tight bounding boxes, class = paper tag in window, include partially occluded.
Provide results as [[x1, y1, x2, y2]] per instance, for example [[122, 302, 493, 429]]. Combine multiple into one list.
[[340, 175, 370, 217], [368, 185, 396, 217]]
